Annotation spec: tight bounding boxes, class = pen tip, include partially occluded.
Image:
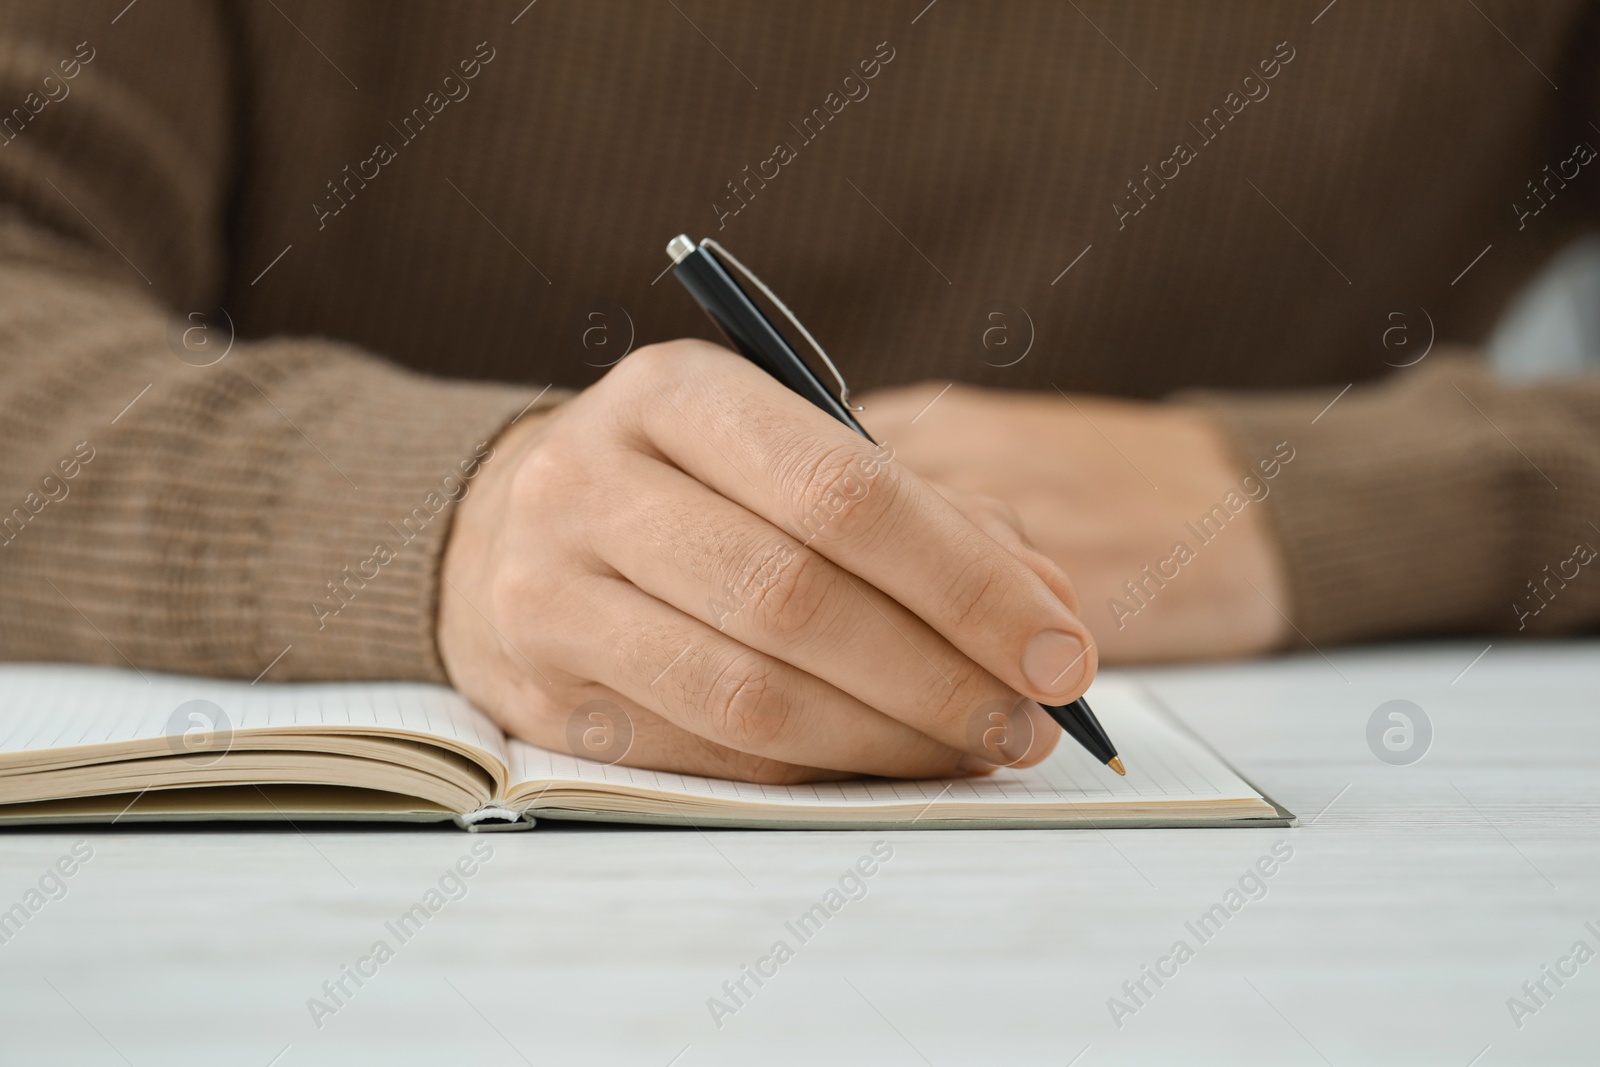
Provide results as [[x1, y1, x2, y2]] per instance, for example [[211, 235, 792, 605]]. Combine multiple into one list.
[[1108, 756, 1126, 776]]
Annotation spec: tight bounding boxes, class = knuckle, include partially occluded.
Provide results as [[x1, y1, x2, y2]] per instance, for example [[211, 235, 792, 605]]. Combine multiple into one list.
[[607, 342, 684, 408], [785, 440, 860, 501], [941, 554, 1009, 632], [742, 545, 832, 642], [611, 340, 673, 384], [486, 568, 533, 627], [927, 659, 1006, 737], [612, 338, 719, 394], [506, 444, 576, 514], [486, 564, 566, 655], [699, 649, 790, 752], [781, 440, 894, 547]]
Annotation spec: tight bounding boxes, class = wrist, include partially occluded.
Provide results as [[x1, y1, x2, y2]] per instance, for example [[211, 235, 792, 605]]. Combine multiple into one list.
[[437, 404, 561, 688], [1173, 407, 1295, 653]]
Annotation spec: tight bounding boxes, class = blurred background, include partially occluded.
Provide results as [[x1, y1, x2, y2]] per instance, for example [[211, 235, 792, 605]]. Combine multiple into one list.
[[1491, 234, 1600, 378]]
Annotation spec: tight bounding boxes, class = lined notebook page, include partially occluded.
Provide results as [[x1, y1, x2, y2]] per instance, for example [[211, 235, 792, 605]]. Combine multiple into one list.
[[506, 676, 1262, 809], [0, 665, 507, 764]]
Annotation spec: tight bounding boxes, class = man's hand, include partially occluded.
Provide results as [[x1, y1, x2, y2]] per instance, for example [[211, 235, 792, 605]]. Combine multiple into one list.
[[856, 383, 1292, 663], [438, 342, 1097, 783]]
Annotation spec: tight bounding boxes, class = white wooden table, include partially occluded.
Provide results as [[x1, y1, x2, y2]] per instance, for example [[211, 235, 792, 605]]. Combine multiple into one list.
[[2, 640, 1596, 1066]]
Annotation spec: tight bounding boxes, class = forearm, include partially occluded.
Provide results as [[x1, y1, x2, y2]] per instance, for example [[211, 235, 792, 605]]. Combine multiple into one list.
[[0, 217, 559, 680], [1191, 352, 1600, 644]]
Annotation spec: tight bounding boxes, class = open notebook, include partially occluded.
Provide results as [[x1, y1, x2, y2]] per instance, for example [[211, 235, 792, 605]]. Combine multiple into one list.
[[0, 665, 1292, 830]]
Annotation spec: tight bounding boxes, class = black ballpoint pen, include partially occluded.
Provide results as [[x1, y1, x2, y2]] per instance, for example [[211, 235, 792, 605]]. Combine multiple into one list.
[[665, 234, 1124, 776]]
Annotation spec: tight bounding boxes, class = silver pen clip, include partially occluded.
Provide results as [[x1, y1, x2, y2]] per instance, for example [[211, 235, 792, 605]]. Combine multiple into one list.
[[698, 238, 864, 414]]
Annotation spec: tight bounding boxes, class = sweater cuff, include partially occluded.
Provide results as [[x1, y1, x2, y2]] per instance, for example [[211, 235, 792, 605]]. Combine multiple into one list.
[[1181, 353, 1533, 647], [244, 345, 565, 682]]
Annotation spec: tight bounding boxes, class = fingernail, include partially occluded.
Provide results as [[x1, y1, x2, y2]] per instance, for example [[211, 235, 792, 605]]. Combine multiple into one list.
[[1022, 629, 1089, 700]]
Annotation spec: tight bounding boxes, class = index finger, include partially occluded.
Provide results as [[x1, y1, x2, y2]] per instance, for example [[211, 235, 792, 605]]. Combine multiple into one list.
[[620, 342, 1098, 708]]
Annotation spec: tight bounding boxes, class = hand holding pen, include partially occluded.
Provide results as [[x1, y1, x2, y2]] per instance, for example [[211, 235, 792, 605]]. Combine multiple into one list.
[[666, 235, 1120, 774], [436, 242, 1101, 783]]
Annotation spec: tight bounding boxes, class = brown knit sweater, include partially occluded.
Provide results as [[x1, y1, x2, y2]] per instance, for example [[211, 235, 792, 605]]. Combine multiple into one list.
[[1, 0, 1597, 682]]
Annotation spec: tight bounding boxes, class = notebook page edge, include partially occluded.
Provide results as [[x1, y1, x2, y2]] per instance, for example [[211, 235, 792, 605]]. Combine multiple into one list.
[[501, 674, 1266, 817], [0, 664, 513, 803]]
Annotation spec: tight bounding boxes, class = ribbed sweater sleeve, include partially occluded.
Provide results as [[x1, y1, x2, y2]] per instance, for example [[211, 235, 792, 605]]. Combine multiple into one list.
[[1192, 353, 1600, 646], [0, 2, 553, 681], [1193, 12, 1600, 648]]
